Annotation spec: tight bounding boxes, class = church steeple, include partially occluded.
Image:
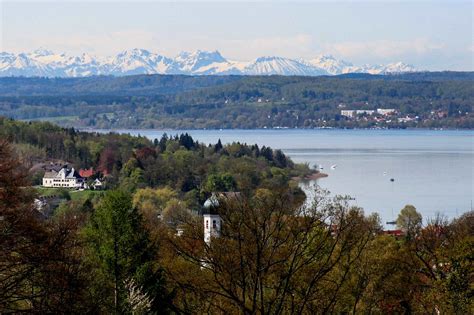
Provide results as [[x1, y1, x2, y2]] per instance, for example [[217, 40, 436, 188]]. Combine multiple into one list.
[[203, 193, 222, 244]]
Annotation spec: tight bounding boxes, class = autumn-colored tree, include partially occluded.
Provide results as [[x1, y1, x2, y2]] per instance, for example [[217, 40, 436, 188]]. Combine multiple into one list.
[[0, 139, 46, 311], [0, 140, 91, 313]]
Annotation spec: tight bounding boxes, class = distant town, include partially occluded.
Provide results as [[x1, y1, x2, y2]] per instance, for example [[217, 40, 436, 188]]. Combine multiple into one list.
[[1, 72, 472, 130]]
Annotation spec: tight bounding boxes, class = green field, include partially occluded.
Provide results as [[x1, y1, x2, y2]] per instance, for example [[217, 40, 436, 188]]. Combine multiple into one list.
[[70, 189, 104, 201], [35, 187, 104, 201]]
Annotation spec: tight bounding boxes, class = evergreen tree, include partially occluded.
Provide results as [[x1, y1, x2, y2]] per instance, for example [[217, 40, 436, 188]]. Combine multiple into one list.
[[84, 190, 169, 314], [214, 139, 223, 152]]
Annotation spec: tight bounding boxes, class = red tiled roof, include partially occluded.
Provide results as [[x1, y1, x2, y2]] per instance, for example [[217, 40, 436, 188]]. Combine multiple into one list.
[[79, 168, 94, 178], [383, 229, 404, 236]]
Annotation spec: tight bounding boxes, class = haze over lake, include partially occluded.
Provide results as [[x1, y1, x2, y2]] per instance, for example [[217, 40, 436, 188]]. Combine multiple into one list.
[[98, 128, 473, 224]]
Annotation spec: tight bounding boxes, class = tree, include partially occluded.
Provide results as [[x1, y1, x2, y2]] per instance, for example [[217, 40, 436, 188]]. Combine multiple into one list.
[[165, 187, 378, 314], [84, 190, 169, 313], [0, 140, 45, 311], [203, 173, 237, 193], [396, 205, 422, 239], [0, 139, 92, 313], [214, 139, 223, 152]]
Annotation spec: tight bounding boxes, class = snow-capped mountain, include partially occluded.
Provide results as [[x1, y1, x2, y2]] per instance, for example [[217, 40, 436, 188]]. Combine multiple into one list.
[[0, 49, 416, 77], [303, 54, 416, 75], [303, 55, 358, 75], [244, 56, 328, 76], [107, 49, 180, 75]]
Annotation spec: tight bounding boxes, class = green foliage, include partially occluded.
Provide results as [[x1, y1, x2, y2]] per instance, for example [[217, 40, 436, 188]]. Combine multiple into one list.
[[83, 190, 168, 313], [3, 129, 474, 313], [0, 72, 473, 129], [203, 173, 237, 193], [396, 204, 423, 238]]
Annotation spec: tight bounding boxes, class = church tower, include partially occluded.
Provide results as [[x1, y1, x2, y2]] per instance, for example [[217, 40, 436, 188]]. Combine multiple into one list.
[[203, 194, 222, 245]]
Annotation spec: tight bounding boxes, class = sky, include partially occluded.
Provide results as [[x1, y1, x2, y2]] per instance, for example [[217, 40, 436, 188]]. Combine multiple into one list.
[[1, 0, 472, 70]]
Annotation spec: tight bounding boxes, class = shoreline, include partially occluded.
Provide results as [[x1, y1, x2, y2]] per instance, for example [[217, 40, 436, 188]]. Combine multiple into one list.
[[77, 126, 472, 132], [292, 172, 328, 182]]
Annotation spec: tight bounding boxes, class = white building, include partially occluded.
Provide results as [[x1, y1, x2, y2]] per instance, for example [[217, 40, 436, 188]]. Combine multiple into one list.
[[203, 194, 222, 245], [42, 167, 84, 189], [356, 110, 375, 115], [202, 192, 241, 244], [398, 117, 415, 123], [341, 109, 375, 118], [91, 178, 104, 190], [341, 110, 356, 118], [377, 108, 397, 116]]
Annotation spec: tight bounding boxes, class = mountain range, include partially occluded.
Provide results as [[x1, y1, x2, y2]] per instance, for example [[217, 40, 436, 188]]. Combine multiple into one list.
[[0, 48, 416, 77]]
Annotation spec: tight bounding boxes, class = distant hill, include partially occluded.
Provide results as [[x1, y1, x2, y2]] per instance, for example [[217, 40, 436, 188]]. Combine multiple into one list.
[[0, 72, 472, 129], [0, 71, 472, 97]]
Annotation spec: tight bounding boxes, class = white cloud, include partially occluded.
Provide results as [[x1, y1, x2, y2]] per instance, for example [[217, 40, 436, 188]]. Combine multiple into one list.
[[217, 34, 314, 60], [4, 31, 317, 61], [322, 38, 445, 60]]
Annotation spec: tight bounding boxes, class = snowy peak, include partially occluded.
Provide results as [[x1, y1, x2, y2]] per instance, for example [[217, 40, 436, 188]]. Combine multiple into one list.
[[246, 56, 328, 76], [30, 48, 56, 57], [380, 62, 416, 73], [175, 50, 228, 72], [305, 54, 355, 75], [110, 49, 178, 75], [0, 48, 417, 77]]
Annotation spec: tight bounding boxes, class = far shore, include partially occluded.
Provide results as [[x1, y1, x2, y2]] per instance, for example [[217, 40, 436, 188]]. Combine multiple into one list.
[[292, 172, 328, 182]]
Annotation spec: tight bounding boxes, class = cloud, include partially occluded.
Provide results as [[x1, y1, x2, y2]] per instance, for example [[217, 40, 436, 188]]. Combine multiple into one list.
[[5, 31, 316, 61], [218, 34, 314, 60], [321, 38, 445, 60], [3, 30, 159, 55]]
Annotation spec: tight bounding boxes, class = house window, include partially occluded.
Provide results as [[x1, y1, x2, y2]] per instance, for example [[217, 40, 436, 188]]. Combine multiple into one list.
[[206, 220, 209, 229], [213, 220, 217, 229]]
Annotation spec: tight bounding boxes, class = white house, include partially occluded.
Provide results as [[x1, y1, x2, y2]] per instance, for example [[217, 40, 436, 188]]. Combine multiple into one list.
[[91, 178, 104, 190], [42, 167, 84, 189], [340, 110, 356, 118], [377, 108, 397, 116], [356, 110, 375, 115]]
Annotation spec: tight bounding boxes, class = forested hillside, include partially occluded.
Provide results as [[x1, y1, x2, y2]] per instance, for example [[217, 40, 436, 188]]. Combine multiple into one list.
[[0, 72, 472, 129], [0, 117, 311, 202], [1, 118, 472, 313]]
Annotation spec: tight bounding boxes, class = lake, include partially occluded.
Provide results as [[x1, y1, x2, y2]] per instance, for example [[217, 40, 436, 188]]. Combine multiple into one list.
[[97, 128, 474, 225]]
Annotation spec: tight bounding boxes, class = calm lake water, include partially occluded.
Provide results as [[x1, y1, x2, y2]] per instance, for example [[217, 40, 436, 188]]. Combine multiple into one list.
[[98, 128, 474, 224]]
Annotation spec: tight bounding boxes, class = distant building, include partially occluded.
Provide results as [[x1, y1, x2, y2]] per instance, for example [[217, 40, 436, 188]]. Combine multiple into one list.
[[398, 117, 415, 123], [42, 166, 84, 188], [79, 167, 95, 178], [202, 192, 241, 244], [341, 110, 356, 118], [383, 229, 404, 237], [377, 108, 397, 116], [342, 110, 376, 118], [203, 194, 222, 245], [356, 110, 375, 115], [91, 178, 104, 190]]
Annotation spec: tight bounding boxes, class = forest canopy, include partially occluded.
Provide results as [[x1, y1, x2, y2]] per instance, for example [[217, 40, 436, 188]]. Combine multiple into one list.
[[1, 72, 472, 129]]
